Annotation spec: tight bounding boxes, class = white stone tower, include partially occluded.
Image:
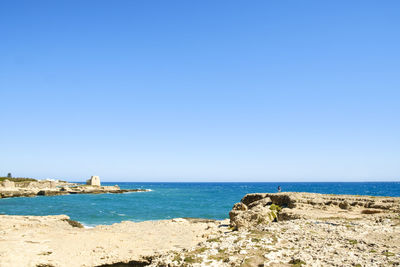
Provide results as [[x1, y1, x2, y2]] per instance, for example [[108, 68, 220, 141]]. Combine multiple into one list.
[[86, 176, 101, 186]]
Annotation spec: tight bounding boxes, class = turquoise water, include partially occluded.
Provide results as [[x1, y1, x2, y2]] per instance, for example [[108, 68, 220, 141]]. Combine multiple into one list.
[[0, 182, 399, 227]]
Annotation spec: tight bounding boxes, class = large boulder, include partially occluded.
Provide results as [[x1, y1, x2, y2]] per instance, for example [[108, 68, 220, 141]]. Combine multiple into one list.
[[229, 196, 280, 230], [86, 176, 101, 186]]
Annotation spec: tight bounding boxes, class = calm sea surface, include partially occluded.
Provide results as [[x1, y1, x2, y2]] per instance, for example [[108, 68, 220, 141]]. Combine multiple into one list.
[[0, 182, 399, 227]]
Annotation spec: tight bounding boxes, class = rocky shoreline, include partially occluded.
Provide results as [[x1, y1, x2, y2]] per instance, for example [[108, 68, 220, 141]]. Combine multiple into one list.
[[0, 192, 399, 266], [150, 192, 400, 267], [0, 179, 149, 199]]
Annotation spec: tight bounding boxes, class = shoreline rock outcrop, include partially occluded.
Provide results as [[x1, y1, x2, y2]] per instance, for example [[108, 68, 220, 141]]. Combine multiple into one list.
[[230, 192, 400, 229], [151, 192, 400, 267], [0, 179, 149, 199]]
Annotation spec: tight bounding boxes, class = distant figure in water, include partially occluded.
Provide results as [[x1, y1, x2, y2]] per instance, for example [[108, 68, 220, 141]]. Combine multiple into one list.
[[278, 186, 281, 193]]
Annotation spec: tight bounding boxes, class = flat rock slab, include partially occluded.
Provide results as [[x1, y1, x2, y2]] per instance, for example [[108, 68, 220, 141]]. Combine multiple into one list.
[[0, 215, 226, 267]]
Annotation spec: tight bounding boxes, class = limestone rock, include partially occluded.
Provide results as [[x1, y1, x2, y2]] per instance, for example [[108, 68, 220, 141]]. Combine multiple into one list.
[[152, 193, 400, 267], [0, 178, 146, 198], [229, 197, 278, 230], [339, 200, 350, 210], [1, 179, 15, 189], [232, 192, 400, 224], [0, 215, 223, 267], [228, 192, 400, 231], [232, 202, 248, 211], [37, 190, 68, 196], [241, 193, 267, 206]]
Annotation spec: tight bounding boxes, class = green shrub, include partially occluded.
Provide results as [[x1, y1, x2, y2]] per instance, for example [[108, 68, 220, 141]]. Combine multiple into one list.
[[289, 258, 306, 266], [382, 251, 395, 257], [348, 239, 358, 245], [269, 204, 282, 212], [184, 256, 199, 263]]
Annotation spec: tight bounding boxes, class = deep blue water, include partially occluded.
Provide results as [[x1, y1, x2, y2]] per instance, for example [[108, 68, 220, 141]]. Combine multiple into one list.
[[0, 182, 399, 227]]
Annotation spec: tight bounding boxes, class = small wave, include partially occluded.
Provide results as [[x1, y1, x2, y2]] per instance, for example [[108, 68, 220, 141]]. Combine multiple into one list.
[[82, 223, 94, 229], [132, 189, 153, 192], [124, 189, 153, 194]]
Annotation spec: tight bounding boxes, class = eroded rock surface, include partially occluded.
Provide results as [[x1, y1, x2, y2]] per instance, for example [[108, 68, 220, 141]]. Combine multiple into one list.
[[231, 192, 400, 227], [151, 193, 400, 267], [0, 215, 225, 267], [229, 196, 279, 230]]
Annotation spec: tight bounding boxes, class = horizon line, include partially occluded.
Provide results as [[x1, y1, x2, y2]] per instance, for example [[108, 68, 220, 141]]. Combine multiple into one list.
[[70, 180, 400, 183]]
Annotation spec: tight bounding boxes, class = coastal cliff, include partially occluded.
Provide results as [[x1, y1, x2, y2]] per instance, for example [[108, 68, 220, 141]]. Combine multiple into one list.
[[0, 192, 399, 267]]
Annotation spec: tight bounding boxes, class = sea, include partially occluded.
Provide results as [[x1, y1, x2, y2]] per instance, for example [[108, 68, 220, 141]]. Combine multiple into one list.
[[0, 182, 399, 227]]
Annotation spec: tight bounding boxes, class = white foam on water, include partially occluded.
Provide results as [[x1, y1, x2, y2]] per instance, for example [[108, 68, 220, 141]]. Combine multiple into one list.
[[124, 189, 153, 194], [82, 223, 94, 229]]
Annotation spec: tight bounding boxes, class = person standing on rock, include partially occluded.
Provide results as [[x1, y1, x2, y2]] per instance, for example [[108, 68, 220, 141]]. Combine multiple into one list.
[[278, 186, 281, 193]]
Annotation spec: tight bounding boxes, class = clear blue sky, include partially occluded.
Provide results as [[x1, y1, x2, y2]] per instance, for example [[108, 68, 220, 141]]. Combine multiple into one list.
[[1, 1, 399, 182]]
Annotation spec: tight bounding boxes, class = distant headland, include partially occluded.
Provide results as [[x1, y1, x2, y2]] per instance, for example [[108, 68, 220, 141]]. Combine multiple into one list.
[[0, 175, 149, 199]]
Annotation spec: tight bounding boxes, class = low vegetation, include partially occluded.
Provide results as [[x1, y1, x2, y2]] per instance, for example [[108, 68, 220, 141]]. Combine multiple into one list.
[[0, 177, 37, 182], [289, 258, 306, 266], [348, 239, 358, 245], [382, 251, 395, 257], [206, 238, 221, 243], [269, 204, 282, 212], [183, 256, 200, 263]]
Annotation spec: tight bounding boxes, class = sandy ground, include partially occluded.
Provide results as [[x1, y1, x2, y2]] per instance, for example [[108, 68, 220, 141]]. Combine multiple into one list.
[[0, 215, 227, 267]]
